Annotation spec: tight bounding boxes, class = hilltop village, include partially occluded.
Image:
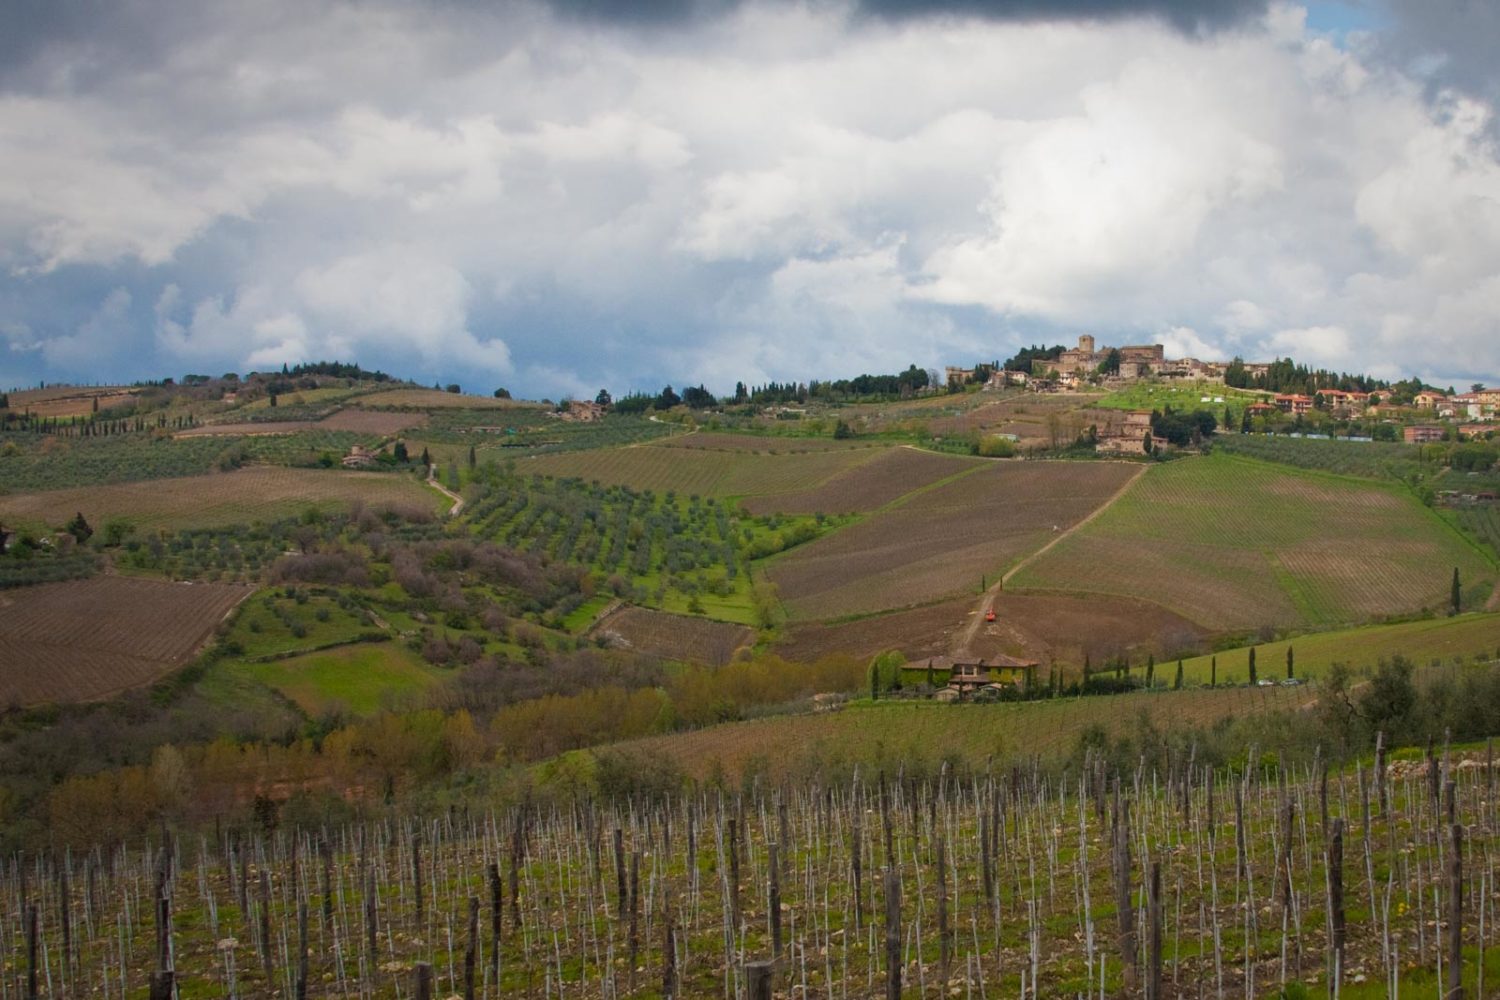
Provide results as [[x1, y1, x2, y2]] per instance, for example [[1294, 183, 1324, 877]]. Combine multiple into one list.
[[939, 334, 1499, 457]]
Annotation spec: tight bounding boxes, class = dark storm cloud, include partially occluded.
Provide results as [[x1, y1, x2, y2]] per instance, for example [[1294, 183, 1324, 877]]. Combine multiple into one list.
[[852, 0, 1268, 32], [542, 0, 1267, 31], [1382, 0, 1500, 105]]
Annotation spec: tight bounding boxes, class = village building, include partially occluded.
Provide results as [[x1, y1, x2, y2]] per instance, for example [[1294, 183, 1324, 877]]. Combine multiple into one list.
[[945, 366, 976, 389], [1273, 393, 1314, 416], [1413, 390, 1447, 410], [1404, 425, 1446, 444]]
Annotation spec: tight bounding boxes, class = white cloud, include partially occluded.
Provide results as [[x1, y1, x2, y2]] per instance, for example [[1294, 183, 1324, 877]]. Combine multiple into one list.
[[0, 0, 1498, 391]]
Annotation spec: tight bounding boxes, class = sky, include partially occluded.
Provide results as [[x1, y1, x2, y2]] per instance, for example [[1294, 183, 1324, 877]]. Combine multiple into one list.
[[2, 0, 1499, 399]]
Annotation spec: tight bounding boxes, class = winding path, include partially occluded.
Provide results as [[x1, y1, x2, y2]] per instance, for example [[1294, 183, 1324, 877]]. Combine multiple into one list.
[[426, 470, 465, 517], [952, 462, 1148, 658]]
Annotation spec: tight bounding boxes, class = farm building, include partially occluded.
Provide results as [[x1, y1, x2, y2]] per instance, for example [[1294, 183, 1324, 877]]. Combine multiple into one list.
[[1273, 394, 1314, 415], [901, 654, 1039, 696]]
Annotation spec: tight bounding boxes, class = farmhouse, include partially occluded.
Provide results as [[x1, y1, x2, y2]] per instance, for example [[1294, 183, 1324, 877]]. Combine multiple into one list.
[[341, 444, 378, 468], [901, 654, 1040, 695], [1414, 391, 1447, 410]]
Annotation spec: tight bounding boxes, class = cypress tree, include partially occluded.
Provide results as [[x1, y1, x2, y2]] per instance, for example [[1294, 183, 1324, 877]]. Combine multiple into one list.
[[1210, 656, 1216, 687], [1452, 567, 1462, 615], [1146, 654, 1155, 688], [468, 444, 477, 469], [1174, 660, 1184, 690], [1286, 646, 1294, 680], [1249, 646, 1258, 685]]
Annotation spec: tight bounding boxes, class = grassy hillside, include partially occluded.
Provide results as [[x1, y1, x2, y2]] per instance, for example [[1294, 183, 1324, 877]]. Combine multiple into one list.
[[1009, 453, 1496, 630], [601, 684, 1312, 783], [1166, 611, 1500, 685]]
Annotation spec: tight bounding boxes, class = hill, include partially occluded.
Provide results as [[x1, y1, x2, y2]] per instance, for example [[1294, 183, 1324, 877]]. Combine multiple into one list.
[[1009, 452, 1497, 630]]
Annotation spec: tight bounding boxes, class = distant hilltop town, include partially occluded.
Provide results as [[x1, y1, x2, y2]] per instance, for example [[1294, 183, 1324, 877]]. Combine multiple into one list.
[[938, 334, 1498, 458]]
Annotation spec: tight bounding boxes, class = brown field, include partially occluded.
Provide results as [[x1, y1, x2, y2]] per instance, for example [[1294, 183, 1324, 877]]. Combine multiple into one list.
[[605, 684, 1313, 783], [591, 606, 754, 666], [768, 461, 1138, 621], [180, 408, 427, 437], [6, 386, 138, 418], [0, 576, 251, 705], [773, 591, 1208, 667], [520, 442, 884, 498], [655, 432, 874, 453], [741, 446, 979, 515], [0, 465, 444, 533], [352, 389, 541, 410]]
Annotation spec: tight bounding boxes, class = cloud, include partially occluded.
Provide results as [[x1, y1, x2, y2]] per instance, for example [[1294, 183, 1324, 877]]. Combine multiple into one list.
[[0, 0, 1498, 397]]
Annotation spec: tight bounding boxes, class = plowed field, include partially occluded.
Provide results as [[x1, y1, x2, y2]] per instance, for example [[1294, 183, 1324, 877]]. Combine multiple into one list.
[[774, 592, 1206, 668], [768, 461, 1138, 621], [591, 606, 754, 666], [0, 576, 251, 705]]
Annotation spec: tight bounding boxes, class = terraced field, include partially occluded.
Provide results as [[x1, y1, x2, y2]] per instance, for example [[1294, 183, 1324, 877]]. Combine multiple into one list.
[[519, 440, 886, 498], [0, 576, 251, 705], [180, 408, 426, 437], [0, 465, 444, 533], [653, 432, 874, 453], [768, 461, 1138, 621], [1009, 453, 1498, 630]]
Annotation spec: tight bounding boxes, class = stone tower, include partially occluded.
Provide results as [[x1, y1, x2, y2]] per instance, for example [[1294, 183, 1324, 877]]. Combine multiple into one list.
[[1078, 334, 1096, 354]]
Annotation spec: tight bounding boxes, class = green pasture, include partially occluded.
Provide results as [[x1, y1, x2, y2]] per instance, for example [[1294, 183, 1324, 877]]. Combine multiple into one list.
[[227, 642, 442, 717], [1165, 611, 1500, 686]]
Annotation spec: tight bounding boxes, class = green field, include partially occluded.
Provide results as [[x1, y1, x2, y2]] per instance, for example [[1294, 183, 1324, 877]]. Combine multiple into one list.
[[1165, 611, 1500, 685], [602, 683, 1313, 783], [1096, 380, 1261, 419], [1009, 452, 1497, 630], [228, 642, 441, 716], [1214, 432, 1427, 481]]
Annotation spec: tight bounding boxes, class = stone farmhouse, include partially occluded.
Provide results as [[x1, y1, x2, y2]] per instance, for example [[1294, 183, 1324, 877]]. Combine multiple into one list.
[[900, 654, 1040, 699]]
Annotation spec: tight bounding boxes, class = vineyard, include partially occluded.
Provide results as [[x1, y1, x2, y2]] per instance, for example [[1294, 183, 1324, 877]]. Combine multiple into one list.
[[26, 693, 1500, 999], [464, 473, 835, 624], [1213, 434, 1428, 482], [0, 576, 250, 704], [0, 466, 443, 536], [1010, 454, 1497, 630], [740, 448, 979, 516], [517, 441, 883, 499], [769, 461, 1138, 622], [353, 389, 538, 410]]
